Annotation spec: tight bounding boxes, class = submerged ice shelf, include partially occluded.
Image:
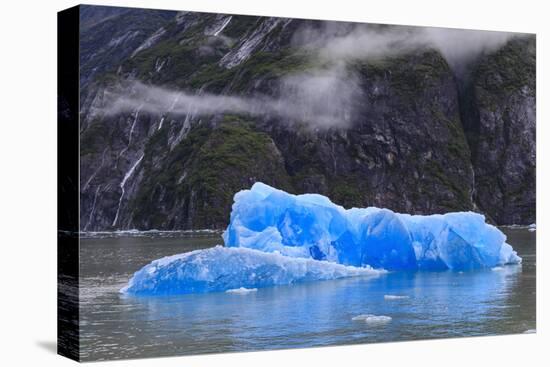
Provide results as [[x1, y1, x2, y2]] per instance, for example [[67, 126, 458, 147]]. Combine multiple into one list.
[[122, 183, 521, 296], [121, 246, 383, 296]]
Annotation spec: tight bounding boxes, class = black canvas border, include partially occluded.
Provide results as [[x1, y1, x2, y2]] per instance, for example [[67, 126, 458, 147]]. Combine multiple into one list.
[[57, 5, 80, 362]]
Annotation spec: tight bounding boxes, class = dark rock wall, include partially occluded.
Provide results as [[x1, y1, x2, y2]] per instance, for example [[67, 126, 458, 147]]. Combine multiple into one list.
[[461, 37, 536, 224], [78, 6, 536, 230]]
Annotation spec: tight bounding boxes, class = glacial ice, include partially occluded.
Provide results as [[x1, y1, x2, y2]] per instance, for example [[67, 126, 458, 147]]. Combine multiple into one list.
[[122, 182, 522, 296], [224, 183, 521, 271], [384, 295, 409, 300], [351, 314, 392, 324], [226, 287, 258, 294], [121, 246, 383, 296]]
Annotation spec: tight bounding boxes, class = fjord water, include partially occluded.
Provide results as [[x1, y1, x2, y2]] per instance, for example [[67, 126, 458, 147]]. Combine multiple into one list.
[[78, 228, 535, 361]]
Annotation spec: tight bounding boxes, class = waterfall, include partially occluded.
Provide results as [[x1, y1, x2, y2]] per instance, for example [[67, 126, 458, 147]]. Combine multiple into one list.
[[470, 164, 478, 210], [213, 16, 232, 36], [169, 112, 193, 151], [112, 154, 145, 227], [131, 27, 166, 58], [158, 94, 180, 130], [117, 105, 143, 160], [83, 148, 107, 191], [127, 107, 141, 147], [169, 94, 181, 110], [219, 18, 284, 69], [117, 105, 143, 164], [204, 15, 233, 37], [84, 185, 101, 231], [154, 58, 166, 73], [157, 117, 165, 131]]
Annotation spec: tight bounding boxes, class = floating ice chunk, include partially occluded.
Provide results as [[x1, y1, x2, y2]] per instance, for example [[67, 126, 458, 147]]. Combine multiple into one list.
[[226, 287, 258, 294], [224, 183, 522, 271], [491, 266, 504, 271], [121, 246, 383, 296], [523, 329, 536, 334], [364, 315, 392, 324], [352, 314, 392, 324], [384, 295, 410, 300], [351, 314, 370, 321]]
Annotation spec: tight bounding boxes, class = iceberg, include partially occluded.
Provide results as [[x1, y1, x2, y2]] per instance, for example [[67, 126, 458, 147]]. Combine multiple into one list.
[[121, 246, 383, 296], [226, 287, 258, 294], [224, 183, 521, 271], [384, 295, 409, 300], [122, 183, 522, 296], [351, 314, 392, 324]]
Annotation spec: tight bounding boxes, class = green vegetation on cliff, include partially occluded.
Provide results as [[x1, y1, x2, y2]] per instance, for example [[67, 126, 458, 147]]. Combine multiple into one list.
[[130, 119, 292, 228]]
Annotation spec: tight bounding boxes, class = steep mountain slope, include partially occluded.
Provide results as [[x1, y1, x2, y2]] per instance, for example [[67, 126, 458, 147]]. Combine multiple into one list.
[[461, 37, 536, 224], [79, 7, 176, 88], [78, 5, 536, 230]]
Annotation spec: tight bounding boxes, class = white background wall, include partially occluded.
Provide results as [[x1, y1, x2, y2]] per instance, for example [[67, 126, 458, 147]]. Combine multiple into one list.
[[0, 0, 547, 366]]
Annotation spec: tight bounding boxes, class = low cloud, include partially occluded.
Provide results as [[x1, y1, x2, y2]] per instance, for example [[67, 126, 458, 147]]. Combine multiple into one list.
[[101, 22, 519, 129], [296, 23, 515, 73], [104, 67, 361, 129]]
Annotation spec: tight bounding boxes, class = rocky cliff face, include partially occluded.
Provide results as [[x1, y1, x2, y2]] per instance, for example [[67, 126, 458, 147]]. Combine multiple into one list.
[[461, 37, 536, 225], [78, 6, 536, 230]]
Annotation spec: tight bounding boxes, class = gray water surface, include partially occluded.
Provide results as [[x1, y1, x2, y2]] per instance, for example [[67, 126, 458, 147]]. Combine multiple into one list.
[[78, 228, 536, 361]]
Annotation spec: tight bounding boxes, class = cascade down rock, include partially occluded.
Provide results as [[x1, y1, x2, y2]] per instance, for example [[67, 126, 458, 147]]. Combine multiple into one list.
[[224, 183, 521, 271]]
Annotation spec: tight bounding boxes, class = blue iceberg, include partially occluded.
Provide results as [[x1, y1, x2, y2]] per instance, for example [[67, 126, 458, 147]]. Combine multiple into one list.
[[224, 183, 521, 271], [121, 246, 383, 296], [123, 183, 521, 296]]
